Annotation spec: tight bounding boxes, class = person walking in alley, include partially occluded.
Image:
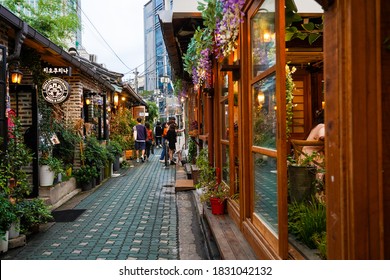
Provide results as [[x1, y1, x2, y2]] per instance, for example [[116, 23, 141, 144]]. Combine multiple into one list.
[[165, 123, 178, 165], [145, 122, 154, 161], [133, 117, 147, 163], [154, 121, 163, 148], [159, 122, 169, 163]]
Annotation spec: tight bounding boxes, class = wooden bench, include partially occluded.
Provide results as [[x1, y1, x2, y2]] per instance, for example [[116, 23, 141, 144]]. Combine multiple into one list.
[[203, 206, 257, 260]]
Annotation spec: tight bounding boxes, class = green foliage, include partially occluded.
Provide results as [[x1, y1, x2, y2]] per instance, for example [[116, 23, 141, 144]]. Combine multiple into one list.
[[110, 107, 136, 150], [200, 182, 230, 203], [0, 194, 18, 236], [286, 64, 296, 139], [40, 156, 64, 177], [0, 117, 33, 200], [18, 198, 53, 233], [139, 90, 154, 100], [188, 138, 197, 164], [288, 151, 323, 167], [195, 148, 216, 189], [146, 101, 158, 123], [83, 136, 107, 169], [106, 140, 123, 162], [384, 36, 390, 51], [52, 124, 81, 165], [288, 196, 327, 250], [73, 165, 98, 184], [198, 0, 221, 34], [285, 0, 323, 45], [312, 231, 327, 259], [4, 0, 81, 49], [173, 79, 183, 97]]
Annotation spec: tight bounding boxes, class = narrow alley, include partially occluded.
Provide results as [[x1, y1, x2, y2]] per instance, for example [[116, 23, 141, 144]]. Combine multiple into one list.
[[1, 150, 208, 260]]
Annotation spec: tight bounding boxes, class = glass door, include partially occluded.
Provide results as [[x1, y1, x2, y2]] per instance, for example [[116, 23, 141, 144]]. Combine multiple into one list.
[[248, 0, 287, 257]]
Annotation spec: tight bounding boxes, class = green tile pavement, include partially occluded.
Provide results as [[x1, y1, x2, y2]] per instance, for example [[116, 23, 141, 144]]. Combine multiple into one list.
[[3, 154, 179, 260]]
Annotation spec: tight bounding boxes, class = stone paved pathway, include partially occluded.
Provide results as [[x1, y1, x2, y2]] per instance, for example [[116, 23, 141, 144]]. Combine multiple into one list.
[[3, 154, 183, 260]]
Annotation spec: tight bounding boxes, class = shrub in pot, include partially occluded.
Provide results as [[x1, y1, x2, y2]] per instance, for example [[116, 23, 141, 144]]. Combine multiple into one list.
[[287, 152, 323, 203], [107, 140, 122, 171], [0, 195, 17, 238], [18, 198, 53, 234], [73, 165, 98, 191], [39, 156, 64, 187]]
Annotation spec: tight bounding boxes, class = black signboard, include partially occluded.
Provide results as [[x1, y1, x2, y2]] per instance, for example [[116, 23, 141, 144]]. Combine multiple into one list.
[[43, 66, 72, 76]]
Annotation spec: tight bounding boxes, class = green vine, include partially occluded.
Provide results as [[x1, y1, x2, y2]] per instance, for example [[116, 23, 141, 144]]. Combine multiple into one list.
[[286, 64, 296, 139], [285, 0, 323, 45]]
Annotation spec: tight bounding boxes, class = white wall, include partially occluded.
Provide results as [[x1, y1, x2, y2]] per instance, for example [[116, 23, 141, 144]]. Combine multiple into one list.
[[172, 0, 200, 12], [295, 0, 323, 13]]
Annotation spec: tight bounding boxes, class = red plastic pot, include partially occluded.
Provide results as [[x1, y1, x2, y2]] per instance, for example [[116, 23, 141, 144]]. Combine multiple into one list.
[[210, 197, 225, 215]]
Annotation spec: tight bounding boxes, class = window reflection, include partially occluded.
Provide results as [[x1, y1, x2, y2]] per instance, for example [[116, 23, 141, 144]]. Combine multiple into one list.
[[222, 99, 229, 140], [252, 73, 277, 149], [251, 0, 276, 77], [222, 145, 230, 185], [253, 153, 278, 233]]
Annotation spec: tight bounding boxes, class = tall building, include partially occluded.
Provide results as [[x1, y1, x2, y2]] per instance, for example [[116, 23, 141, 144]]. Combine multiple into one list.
[[143, 0, 172, 94], [0, 0, 82, 49]]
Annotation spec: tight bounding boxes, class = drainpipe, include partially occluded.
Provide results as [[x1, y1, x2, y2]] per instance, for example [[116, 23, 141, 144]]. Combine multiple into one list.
[[7, 22, 28, 62], [1, 22, 28, 153]]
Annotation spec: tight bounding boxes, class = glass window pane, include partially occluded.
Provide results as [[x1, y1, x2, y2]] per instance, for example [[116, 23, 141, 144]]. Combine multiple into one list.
[[251, 0, 276, 77], [222, 144, 230, 185], [252, 73, 277, 149], [222, 99, 229, 140], [221, 73, 229, 97], [254, 153, 278, 233]]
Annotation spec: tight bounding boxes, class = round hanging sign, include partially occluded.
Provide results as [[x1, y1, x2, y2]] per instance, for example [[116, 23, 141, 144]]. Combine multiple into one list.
[[42, 77, 70, 104]]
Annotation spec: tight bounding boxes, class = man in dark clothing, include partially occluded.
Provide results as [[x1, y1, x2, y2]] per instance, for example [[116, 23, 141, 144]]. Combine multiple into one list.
[[154, 121, 163, 148], [133, 117, 147, 163]]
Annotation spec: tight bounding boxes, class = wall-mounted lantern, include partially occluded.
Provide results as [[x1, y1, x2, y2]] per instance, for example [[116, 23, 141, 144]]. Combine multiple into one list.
[[85, 95, 91, 105], [10, 64, 23, 84]]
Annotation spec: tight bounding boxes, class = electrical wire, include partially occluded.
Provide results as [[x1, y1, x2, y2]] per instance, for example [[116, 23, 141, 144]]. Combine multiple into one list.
[[78, 3, 133, 71]]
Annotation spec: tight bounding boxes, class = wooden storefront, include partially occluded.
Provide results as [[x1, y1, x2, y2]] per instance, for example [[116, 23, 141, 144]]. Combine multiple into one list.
[[163, 0, 389, 259]]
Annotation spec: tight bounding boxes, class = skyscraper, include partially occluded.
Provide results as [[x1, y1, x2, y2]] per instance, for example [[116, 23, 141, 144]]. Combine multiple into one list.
[[144, 0, 172, 94]]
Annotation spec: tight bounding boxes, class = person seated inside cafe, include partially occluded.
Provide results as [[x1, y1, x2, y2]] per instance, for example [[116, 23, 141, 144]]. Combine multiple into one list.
[[300, 109, 325, 166]]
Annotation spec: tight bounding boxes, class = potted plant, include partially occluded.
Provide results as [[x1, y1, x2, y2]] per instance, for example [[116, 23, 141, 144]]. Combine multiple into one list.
[[83, 136, 108, 184], [0, 117, 33, 200], [200, 182, 230, 215], [107, 140, 123, 171], [288, 196, 327, 259], [194, 148, 215, 190], [18, 198, 53, 234], [73, 165, 99, 191], [0, 195, 17, 253], [39, 156, 64, 187], [287, 152, 323, 203]]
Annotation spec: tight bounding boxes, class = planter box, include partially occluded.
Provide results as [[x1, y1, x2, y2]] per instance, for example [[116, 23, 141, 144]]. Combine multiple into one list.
[[125, 150, 134, 160], [191, 164, 200, 186], [39, 178, 79, 208], [288, 165, 316, 202]]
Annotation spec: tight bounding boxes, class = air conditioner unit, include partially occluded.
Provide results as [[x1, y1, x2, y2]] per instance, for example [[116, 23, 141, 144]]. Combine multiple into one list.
[[89, 54, 97, 63]]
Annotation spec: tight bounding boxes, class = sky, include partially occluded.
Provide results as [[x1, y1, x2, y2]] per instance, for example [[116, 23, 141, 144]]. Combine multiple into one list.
[[80, 0, 147, 80], [79, 0, 322, 82]]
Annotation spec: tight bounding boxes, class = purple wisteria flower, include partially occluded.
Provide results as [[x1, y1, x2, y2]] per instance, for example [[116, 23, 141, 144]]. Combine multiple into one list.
[[193, 47, 212, 88], [215, 0, 245, 58]]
